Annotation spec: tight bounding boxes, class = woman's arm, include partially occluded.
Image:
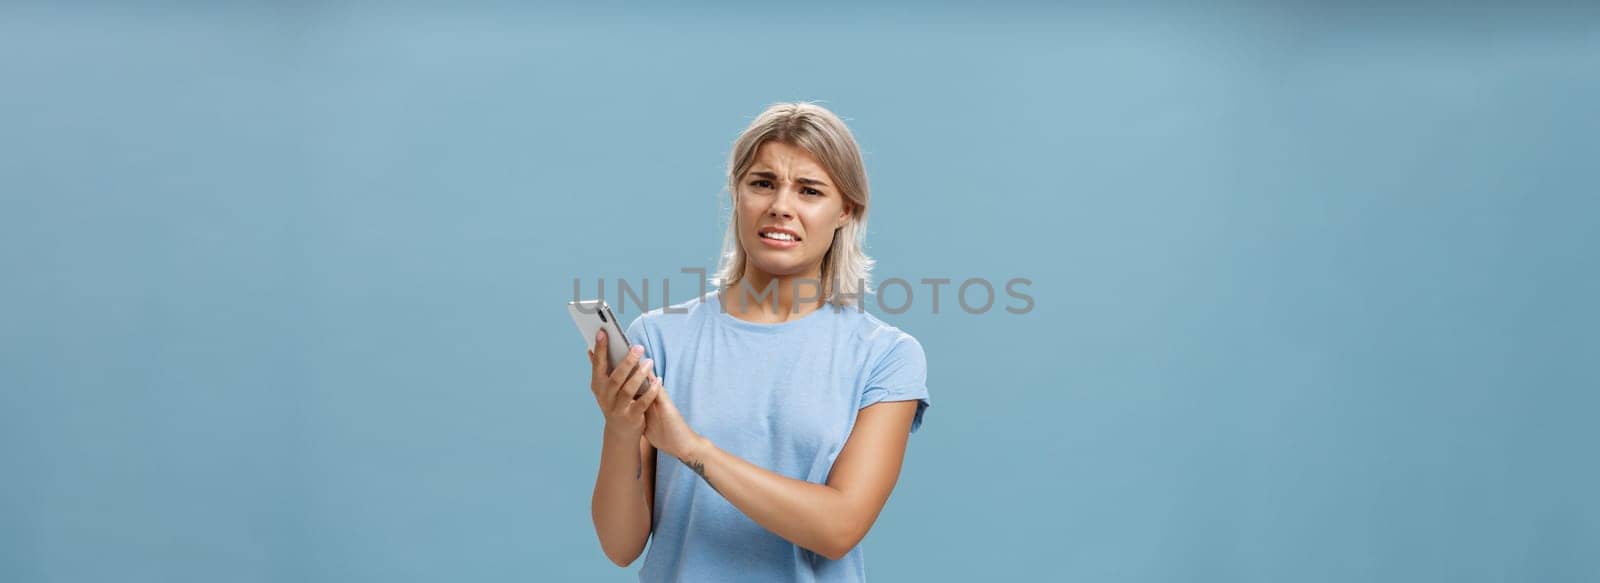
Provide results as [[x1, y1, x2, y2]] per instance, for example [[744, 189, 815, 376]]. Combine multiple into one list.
[[591, 430, 656, 567], [586, 334, 661, 567], [646, 390, 921, 561]]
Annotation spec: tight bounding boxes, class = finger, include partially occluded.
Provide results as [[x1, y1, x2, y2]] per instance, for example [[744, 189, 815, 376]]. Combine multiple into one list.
[[652, 384, 680, 416], [592, 330, 609, 375], [633, 367, 658, 400], [587, 349, 605, 399], [628, 377, 661, 414], [647, 381, 672, 412], [603, 357, 645, 411], [614, 358, 652, 408], [651, 379, 672, 405], [608, 345, 644, 385]]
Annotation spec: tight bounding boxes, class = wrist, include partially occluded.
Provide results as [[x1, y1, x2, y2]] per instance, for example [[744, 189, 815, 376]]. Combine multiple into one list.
[[603, 423, 642, 443], [678, 434, 713, 463]]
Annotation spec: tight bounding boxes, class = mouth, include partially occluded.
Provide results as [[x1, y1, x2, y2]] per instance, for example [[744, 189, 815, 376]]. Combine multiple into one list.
[[757, 226, 802, 249]]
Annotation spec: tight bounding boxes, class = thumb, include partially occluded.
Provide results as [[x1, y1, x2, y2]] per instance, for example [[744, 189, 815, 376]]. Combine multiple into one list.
[[655, 385, 681, 416]]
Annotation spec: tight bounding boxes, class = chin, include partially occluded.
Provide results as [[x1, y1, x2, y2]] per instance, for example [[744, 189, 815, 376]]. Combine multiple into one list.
[[744, 253, 811, 279]]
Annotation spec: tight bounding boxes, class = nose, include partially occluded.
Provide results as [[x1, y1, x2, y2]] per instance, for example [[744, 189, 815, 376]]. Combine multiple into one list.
[[766, 188, 797, 220]]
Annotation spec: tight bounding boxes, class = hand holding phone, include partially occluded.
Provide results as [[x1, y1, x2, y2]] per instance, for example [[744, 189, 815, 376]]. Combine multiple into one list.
[[569, 299, 631, 372], [571, 299, 661, 435]]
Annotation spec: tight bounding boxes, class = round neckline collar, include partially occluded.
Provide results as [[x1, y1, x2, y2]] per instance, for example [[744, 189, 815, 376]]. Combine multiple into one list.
[[710, 289, 836, 333]]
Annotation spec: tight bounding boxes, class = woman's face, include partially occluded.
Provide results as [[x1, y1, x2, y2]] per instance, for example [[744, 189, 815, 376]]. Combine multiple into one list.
[[735, 141, 852, 280]]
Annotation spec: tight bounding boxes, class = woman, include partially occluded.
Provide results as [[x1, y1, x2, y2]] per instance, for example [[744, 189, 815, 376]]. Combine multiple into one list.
[[586, 102, 931, 582]]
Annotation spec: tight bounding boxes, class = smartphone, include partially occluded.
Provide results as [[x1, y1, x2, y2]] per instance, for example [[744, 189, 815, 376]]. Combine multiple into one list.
[[569, 299, 632, 372]]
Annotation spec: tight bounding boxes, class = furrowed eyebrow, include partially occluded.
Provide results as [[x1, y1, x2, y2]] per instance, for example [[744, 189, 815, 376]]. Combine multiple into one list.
[[749, 170, 831, 188]]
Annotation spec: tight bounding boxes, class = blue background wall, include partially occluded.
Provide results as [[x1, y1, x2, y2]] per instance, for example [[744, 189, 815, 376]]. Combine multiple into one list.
[[2, 2, 1596, 581]]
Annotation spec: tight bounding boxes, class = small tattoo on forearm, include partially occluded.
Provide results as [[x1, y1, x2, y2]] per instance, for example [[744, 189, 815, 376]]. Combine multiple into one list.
[[680, 456, 718, 494]]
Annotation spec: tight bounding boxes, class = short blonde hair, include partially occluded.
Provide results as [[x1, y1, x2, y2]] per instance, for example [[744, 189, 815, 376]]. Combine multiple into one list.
[[714, 102, 873, 306]]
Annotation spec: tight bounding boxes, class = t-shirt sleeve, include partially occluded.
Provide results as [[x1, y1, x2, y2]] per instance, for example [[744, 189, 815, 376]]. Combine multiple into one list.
[[624, 315, 660, 379], [857, 334, 931, 434]]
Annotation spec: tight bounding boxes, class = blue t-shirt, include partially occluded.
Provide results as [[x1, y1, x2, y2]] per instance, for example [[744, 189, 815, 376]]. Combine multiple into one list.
[[623, 290, 930, 583]]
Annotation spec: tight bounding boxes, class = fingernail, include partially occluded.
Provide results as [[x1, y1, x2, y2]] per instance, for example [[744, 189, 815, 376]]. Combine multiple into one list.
[[597, 330, 606, 342], [631, 345, 643, 355], [642, 358, 653, 368]]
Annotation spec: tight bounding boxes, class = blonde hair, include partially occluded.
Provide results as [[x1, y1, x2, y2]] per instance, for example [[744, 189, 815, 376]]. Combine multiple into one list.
[[714, 102, 874, 306]]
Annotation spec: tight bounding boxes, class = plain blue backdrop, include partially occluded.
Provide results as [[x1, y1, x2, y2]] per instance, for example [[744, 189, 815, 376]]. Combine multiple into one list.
[[2, 2, 1597, 581]]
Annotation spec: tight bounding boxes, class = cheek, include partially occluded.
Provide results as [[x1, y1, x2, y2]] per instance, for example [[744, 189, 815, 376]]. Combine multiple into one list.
[[734, 195, 762, 225], [801, 219, 837, 253], [802, 205, 842, 235]]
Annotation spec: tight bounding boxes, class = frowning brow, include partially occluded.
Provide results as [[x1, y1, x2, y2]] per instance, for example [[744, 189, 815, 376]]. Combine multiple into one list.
[[750, 170, 831, 187]]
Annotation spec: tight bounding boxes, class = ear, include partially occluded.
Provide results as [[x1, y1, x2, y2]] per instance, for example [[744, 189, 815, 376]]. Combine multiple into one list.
[[837, 202, 853, 229]]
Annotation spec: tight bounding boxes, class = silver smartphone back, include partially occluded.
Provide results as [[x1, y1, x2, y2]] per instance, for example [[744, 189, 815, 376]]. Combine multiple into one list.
[[568, 299, 631, 372]]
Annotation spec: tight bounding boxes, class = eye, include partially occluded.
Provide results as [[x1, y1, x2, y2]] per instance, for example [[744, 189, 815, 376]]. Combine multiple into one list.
[[749, 179, 775, 190], [801, 187, 823, 196]]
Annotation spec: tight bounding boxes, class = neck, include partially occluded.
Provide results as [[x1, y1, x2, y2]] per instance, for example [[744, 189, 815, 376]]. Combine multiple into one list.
[[723, 265, 827, 323]]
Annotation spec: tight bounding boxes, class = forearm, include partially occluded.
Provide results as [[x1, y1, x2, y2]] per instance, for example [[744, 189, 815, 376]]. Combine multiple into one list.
[[679, 438, 860, 560], [591, 428, 650, 566]]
